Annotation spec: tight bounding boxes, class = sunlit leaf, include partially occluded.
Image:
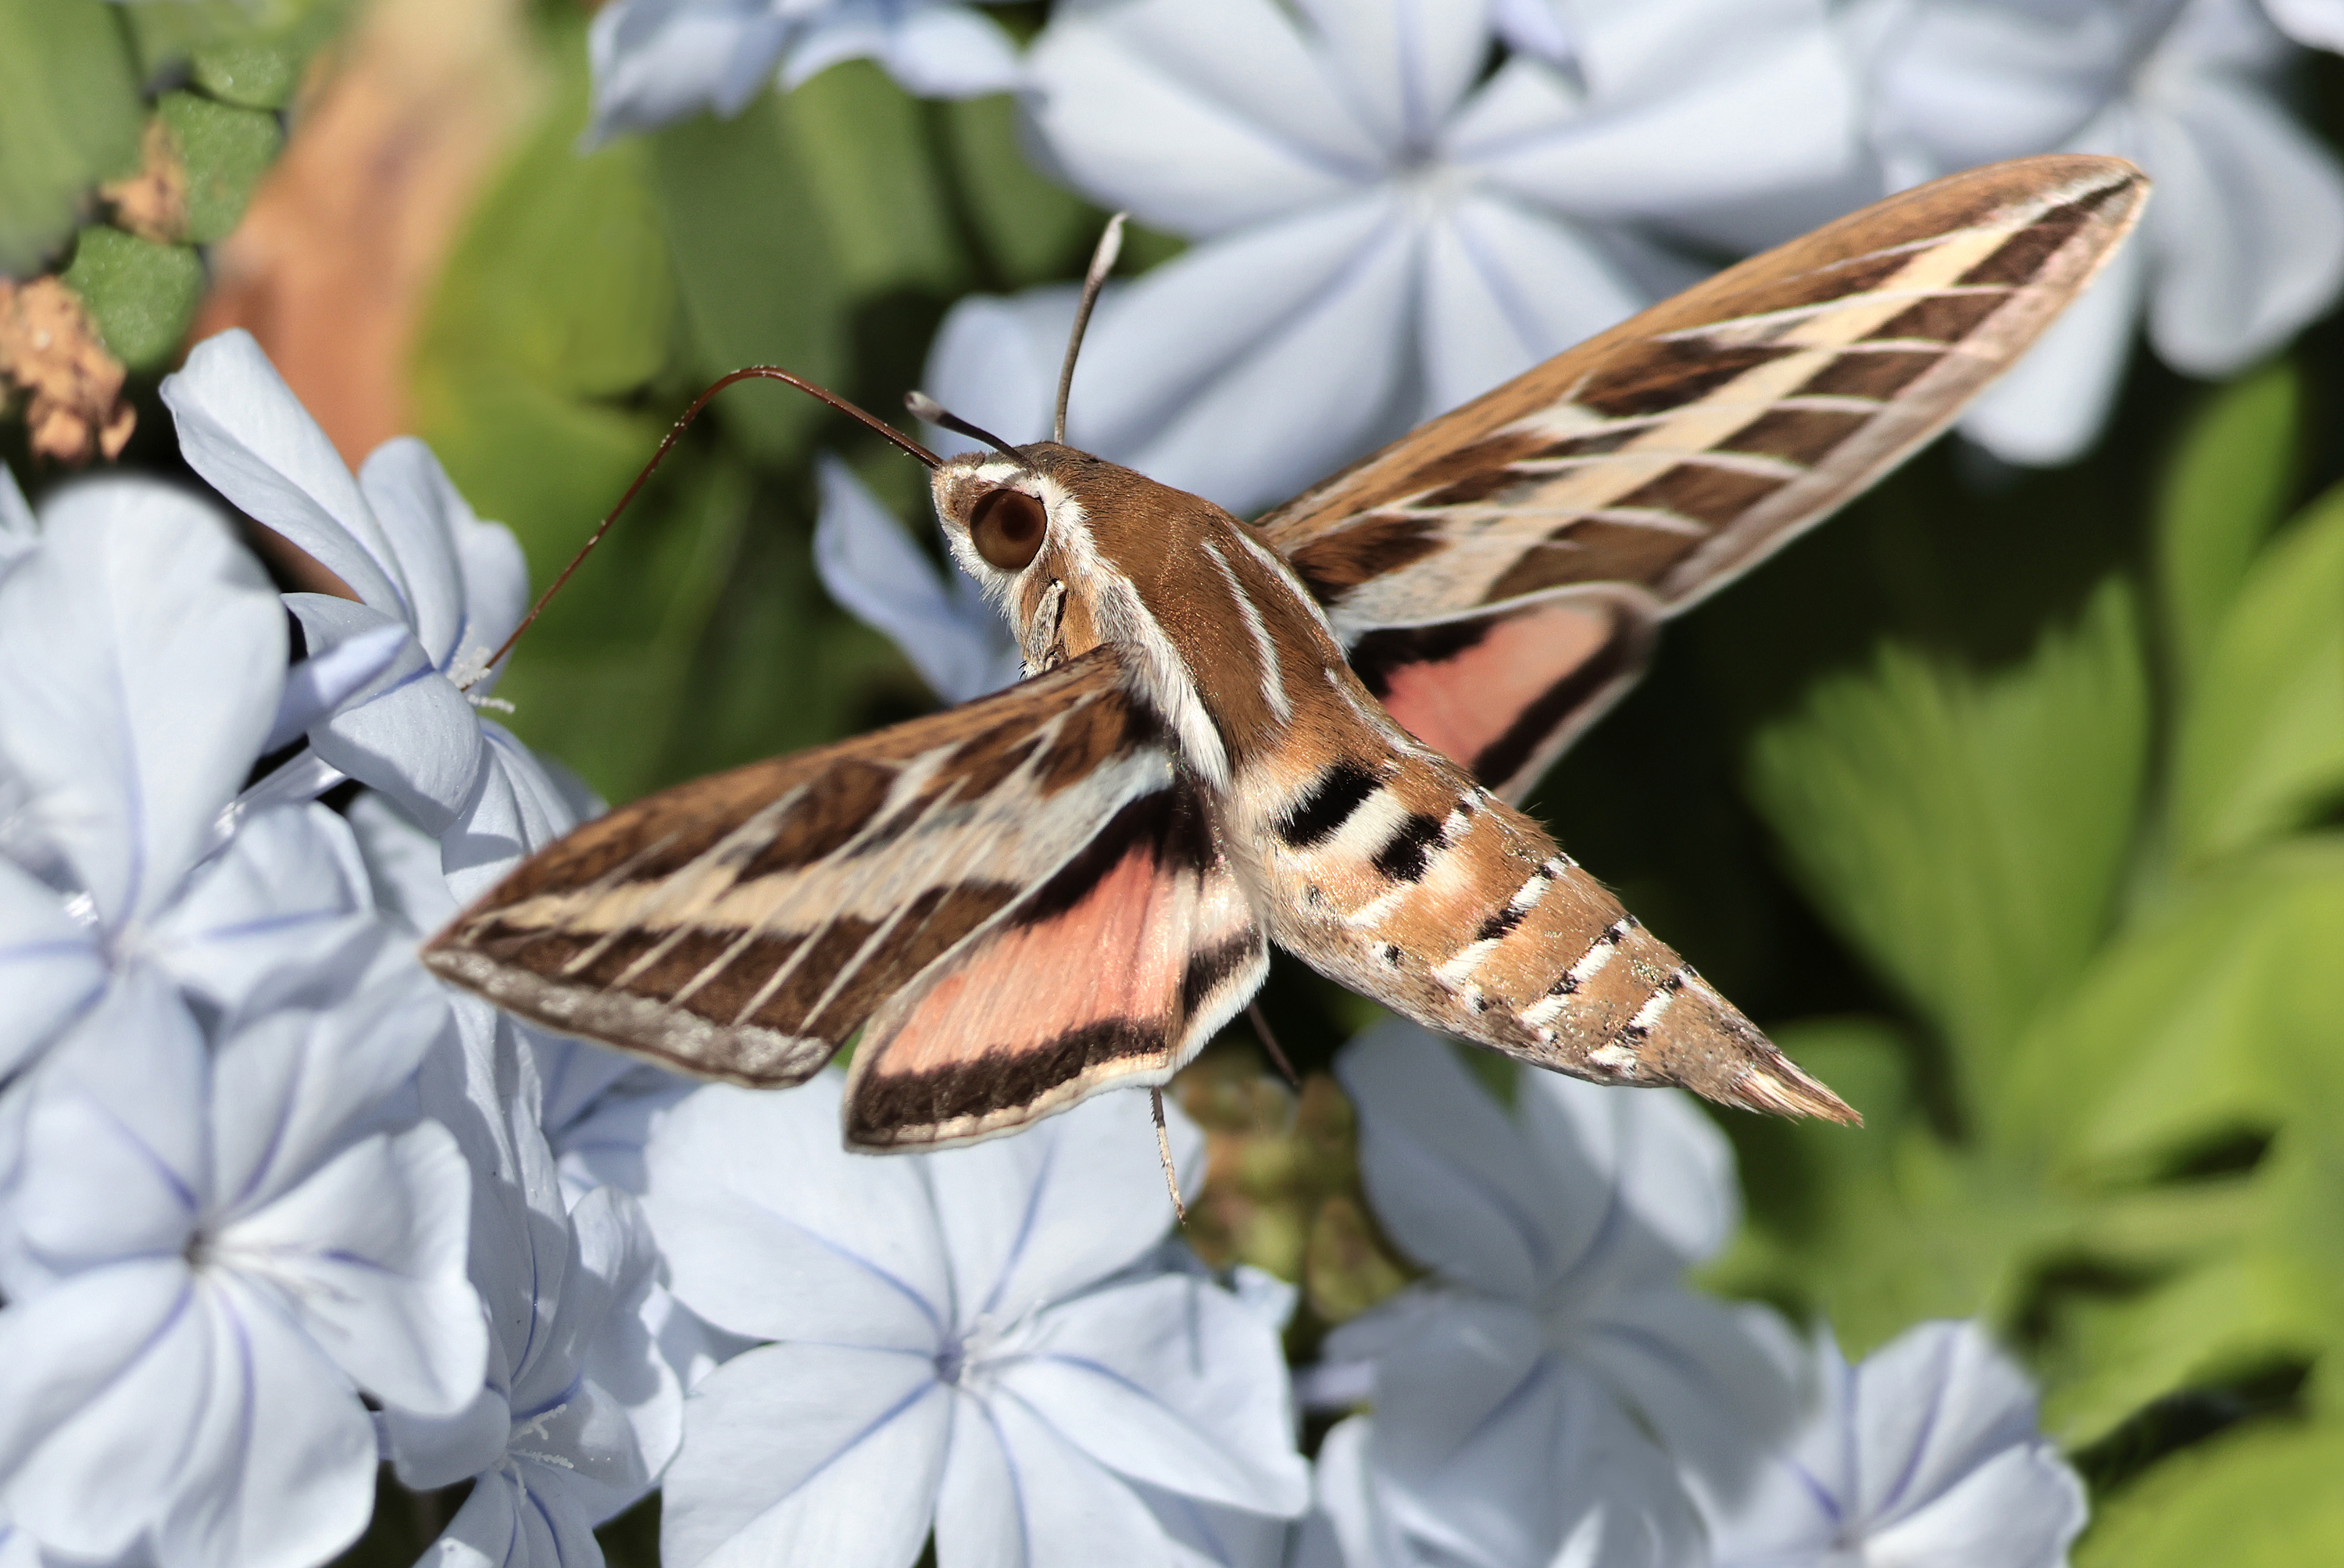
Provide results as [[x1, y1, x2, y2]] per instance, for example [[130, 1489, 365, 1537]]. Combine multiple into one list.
[[2078, 1417, 2344, 1566], [2155, 362, 2299, 692], [1746, 578, 2148, 1080], [2167, 485, 2344, 866], [2004, 841, 2344, 1172], [0, 0, 142, 273]]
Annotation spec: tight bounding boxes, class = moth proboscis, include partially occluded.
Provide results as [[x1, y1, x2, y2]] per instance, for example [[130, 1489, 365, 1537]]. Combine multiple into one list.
[[426, 155, 2148, 1155]]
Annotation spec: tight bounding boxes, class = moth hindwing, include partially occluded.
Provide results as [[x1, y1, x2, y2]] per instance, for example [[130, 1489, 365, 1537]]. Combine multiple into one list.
[[427, 154, 2147, 1150]]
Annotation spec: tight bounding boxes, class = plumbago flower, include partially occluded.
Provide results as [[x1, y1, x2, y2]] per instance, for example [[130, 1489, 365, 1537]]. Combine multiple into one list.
[[384, 1007, 683, 1568], [0, 943, 482, 1568], [1844, 0, 2344, 464], [1299, 1407, 1705, 1568], [0, 479, 378, 1083], [990, 0, 1859, 514], [644, 1073, 1310, 1567], [1703, 1320, 2087, 1568], [160, 329, 573, 901], [1317, 1022, 1802, 1568], [586, 0, 1023, 142]]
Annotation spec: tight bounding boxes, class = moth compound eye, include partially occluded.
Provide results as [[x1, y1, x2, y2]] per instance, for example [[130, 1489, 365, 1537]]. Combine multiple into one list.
[[970, 487, 1046, 570]]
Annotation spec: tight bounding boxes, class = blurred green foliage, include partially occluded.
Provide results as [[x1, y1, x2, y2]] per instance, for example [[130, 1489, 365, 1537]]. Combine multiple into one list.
[[1697, 361, 2344, 1554], [7, 4, 2342, 1562]]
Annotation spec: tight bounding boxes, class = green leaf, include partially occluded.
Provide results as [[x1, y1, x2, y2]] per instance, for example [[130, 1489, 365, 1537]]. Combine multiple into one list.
[[2078, 1416, 2344, 1566], [406, 30, 689, 800], [155, 91, 283, 245], [0, 0, 143, 274], [119, 0, 347, 105], [2167, 484, 2344, 866], [2156, 363, 2299, 691], [648, 93, 848, 459], [937, 93, 1097, 287], [1705, 1018, 2071, 1355], [58, 225, 204, 370], [2005, 841, 2344, 1172], [1746, 578, 2149, 1081], [781, 62, 960, 300]]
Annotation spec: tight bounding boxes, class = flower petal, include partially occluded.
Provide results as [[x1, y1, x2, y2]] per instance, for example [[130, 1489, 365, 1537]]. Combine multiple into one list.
[[645, 1076, 949, 1349], [660, 1341, 949, 1568], [147, 803, 381, 1013], [441, 724, 583, 902], [998, 1272, 1309, 1516], [153, 1270, 381, 1568], [1513, 1066, 1738, 1280], [266, 620, 410, 753], [161, 330, 409, 616], [0, 480, 283, 927], [286, 594, 484, 832], [422, 1463, 594, 1568], [209, 952, 456, 1215], [1025, 0, 1390, 236], [587, 0, 793, 142], [0, 857, 103, 1078], [1070, 195, 1419, 514], [1850, 1320, 2046, 1527], [927, 1088, 1192, 1323], [814, 456, 1022, 704], [228, 1123, 487, 1420], [1459, 2, 1862, 248], [0, 1259, 195, 1558], [0, 463, 35, 569], [934, 1386, 1180, 1568], [0, 970, 205, 1294], [1293, 1416, 1402, 1568], [924, 285, 1080, 449], [355, 438, 481, 671], [2141, 70, 2344, 375], [1860, 1439, 2086, 1568], [1337, 1023, 1558, 1301], [1416, 194, 1648, 418], [785, 2, 1025, 98]]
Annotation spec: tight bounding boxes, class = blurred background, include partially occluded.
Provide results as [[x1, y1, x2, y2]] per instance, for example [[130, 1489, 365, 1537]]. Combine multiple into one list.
[[6, 0, 2344, 1560]]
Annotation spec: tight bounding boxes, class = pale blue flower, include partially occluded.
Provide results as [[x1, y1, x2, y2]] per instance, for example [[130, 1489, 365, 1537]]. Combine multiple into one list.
[[1845, 0, 2344, 464], [586, 0, 1023, 143], [160, 330, 573, 899], [1013, 0, 1860, 513], [0, 480, 377, 1080], [0, 945, 483, 1568], [645, 1073, 1310, 1568], [1703, 1320, 2087, 1568], [1317, 1022, 1801, 1568], [387, 1009, 682, 1568]]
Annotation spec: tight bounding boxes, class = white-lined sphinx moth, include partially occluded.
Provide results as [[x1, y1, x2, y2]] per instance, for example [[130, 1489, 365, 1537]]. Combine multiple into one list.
[[426, 155, 2146, 1151]]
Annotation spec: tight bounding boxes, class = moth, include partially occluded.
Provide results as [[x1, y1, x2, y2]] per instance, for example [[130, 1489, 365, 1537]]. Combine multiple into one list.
[[426, 154, 2146, 1152]]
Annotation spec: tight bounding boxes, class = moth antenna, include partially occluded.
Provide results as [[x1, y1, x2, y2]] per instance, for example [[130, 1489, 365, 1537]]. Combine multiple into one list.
[[472, 366, 938, 687], [1053, 211, 1127, 445], [1151, 1088, 1188, 1227], [1247, 1001, 1301, 1090], [905, 390, 1036, 471]]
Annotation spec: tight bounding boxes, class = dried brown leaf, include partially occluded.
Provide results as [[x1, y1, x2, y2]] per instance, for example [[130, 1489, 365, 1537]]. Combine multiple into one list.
[[102, 119, 191, 246], [0, 277, 135, 464]]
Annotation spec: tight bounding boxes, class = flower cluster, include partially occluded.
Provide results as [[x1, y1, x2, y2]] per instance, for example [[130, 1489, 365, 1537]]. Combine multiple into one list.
[[578, 0, 2344, 540], [0, 331, 682, 1568]]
